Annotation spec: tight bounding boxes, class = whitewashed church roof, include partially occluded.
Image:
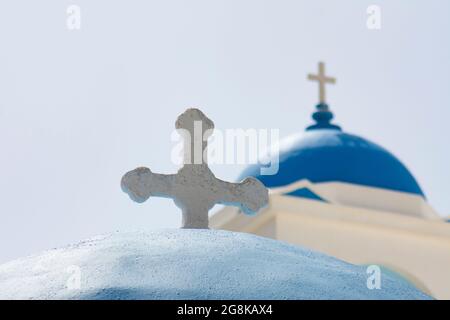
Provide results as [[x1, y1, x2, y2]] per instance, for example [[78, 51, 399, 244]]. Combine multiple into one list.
[[0, 230, 431, 300]]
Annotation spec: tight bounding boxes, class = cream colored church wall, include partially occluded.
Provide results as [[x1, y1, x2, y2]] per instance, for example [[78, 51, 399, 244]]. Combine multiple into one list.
[[278, 214, 448, 297], [272, 196, 450, 299], [271, 180, 440, 219], [211, 195, 450, 299]]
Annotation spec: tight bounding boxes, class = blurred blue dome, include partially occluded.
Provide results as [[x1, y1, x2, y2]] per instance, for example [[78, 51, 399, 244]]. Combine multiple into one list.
[[240, 104, 424, 197]]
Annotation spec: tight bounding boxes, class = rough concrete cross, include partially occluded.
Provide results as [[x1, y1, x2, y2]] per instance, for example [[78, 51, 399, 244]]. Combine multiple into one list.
[[121, 108, 269, 229]]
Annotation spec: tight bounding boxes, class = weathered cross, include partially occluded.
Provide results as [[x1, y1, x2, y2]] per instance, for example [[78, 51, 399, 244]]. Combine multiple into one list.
[[307, 62, 336, 105], [121, 108, 269, 229]]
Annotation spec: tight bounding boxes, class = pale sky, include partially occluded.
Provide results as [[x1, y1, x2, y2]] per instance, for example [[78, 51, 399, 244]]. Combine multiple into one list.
[[0, 0, 449, 263]]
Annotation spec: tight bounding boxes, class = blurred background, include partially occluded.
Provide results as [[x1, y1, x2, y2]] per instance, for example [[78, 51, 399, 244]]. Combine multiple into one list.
[[0, 0, 449, 263]]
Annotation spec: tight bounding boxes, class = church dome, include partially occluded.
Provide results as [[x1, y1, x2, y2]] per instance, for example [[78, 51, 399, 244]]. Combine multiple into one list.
[[0, 230, 430, 299], [239, 104, 425, 197]]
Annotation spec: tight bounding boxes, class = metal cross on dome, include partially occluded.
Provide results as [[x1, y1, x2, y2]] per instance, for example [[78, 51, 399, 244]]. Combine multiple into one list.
[[121, 108, 269, 229], [308, 62, 336, 105]]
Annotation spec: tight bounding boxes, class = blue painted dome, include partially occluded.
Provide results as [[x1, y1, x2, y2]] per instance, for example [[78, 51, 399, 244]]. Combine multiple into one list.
[[240, 104, 425, 197]]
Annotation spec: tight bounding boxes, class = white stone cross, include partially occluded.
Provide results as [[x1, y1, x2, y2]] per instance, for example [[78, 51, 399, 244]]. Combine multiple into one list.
[[307, 62, 336, 104], [121, 108, 269, 229]]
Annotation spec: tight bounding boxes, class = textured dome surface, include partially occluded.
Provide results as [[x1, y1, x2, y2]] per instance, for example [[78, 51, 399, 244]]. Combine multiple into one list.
[[0, 230, 430, 299], [240, 129, 424, 197]]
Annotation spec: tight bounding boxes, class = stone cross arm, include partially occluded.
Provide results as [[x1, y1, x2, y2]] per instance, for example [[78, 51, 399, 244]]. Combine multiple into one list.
[[121, 167, 176, 203], [213, 177, 268, 215], [121, 164, 268, 228]]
